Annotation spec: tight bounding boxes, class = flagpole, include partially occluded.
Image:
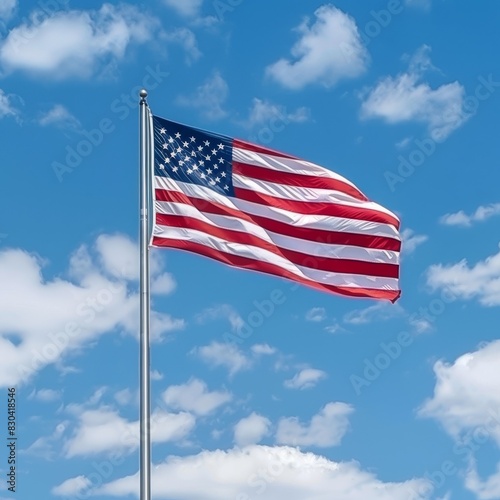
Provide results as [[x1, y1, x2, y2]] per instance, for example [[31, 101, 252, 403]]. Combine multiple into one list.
[[139, 89, 151, 500]]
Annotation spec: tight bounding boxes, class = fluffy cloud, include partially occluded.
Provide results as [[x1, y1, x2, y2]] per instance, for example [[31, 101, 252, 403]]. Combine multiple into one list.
[[465, 462, 500, 499], [251, 343, 276, 356], [163, 378, 232, 416], [0, 89, 19, 119], [64, 406, 195, 458], [284, 368, 327, 390], [38, 104, 81, 129], [0, 234, 183, 387], [163, 0, 204, 18], [163, 27, 201, 63], [192, 341, 251, 376], [401, 228, 428, 255], [0, 4, 157, 78], [52, 475, 92, 497], [177, 72, 229, 120], [361, 46, 468, 140], [440, 203, 500, 227], [266, 5, 368, 90], [0, 0, 16, 21], [26, 422, 67, 460], [427, 245, 500, 306], [234, 412, 271, 447], [420, 341, 500, 497], [276, 402, 353, 447], [344, 302, 404, 325], [243, 98, 310, 128], [96, 233, 176, 295], [96, 445, 431, 499], [196, 304, 244, 332], [419, 340, 500, 445], [305, 307, 327, 322], [28, 388, 61, 402]]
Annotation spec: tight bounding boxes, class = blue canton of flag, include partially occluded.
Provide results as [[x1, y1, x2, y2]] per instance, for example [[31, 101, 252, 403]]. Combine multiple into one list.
[[153, 116, 234, 197]]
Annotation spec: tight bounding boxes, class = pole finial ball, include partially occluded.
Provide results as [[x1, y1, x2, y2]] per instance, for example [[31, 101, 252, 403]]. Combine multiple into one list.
[[140, 89, 148, 99]]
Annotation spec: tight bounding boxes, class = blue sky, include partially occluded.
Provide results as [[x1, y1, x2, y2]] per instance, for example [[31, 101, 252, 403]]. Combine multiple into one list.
[[1, 0, 500, 499]]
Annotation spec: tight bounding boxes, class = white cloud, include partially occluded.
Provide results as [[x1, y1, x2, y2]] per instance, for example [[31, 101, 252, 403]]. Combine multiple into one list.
[[26, 422, 67, 460], [96, 233, 146, 280], [419, 340, 500, 446], [402, 228, 428, 254], [361, 46, 468, 140], [38, 104, 80, 129], [193, 341, 251, 376], [0, 234, 183, 387], [64, 406, 195, 458], [0, 89, 19, 119], [266, 5, 368, 90], [151, 369, 164, 381], [408, 316, 433, 334], [163, 28, 201, 63], [440, 203, 500, 227], [28, 388, 61, 402], [465, 462, 500, 500], [395, 137, 412, 149], [163, 378, 231, 416], [96, 445, 432, 499], [324, 322, 345, 334], [427, 245, 500, 306], [306, 307, 327, 322], [276, 402, 353, 447], [114, 388, 134, 406], [0, 4, 157, 79], [177, 72, 228, 120], [151, 272, 177, 295], [234, 412, 270, 447], [344, 302, 404, 325], [163, 0, 204, 18], [196, 304, 244, 332], [0, 0, 16, 22], [95, 235, 174, 294], [52, 475, 92, 497], [244, 98, 310, 128], [284, 368, 327, 390], [251, 343, 276, 356]]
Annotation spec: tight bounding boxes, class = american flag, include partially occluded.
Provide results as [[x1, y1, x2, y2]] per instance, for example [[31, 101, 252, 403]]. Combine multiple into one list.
[[150, 115, 401, 302]]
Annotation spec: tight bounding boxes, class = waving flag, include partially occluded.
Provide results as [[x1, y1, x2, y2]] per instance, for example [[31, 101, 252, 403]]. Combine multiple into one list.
[[150, 115, 401, 302]]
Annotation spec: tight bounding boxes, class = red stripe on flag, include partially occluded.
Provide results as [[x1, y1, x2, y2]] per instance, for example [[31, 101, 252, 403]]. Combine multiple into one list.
[[233, 162, 368, 201], [151, 236, 401, 302], [155, 212, 399, 278], [155, 188, 400, 251], [235, 187, 401, 229]]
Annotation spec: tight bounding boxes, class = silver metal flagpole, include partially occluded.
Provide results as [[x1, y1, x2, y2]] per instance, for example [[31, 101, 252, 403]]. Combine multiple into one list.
[[139, 89, 151, 500]]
